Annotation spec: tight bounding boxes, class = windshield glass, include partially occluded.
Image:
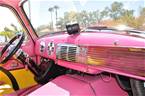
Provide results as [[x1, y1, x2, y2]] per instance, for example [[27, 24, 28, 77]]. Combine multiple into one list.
[[23, 0, 145, 37]]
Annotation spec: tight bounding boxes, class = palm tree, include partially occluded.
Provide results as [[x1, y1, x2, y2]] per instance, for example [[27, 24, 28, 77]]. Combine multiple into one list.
[[0, 27, 13, 42], [0, 31, 9, 42], [48, 7, 54, 30], [54, 5, 59, 23]]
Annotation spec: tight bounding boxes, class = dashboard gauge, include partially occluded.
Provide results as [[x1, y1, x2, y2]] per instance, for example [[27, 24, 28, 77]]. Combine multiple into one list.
[[48, 41, 55, 55], [40, 41, 45, 53]]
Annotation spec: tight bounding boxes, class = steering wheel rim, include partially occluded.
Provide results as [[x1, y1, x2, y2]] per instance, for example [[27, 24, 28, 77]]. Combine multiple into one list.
[[0, 33, 25, 64]]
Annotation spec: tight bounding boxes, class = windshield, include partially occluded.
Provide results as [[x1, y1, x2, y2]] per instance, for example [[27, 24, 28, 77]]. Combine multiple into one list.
[[23, 0, 145, 37]]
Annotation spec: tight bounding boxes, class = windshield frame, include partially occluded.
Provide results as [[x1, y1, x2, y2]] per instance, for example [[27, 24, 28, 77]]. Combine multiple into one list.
[[20, 0, 39, 38]]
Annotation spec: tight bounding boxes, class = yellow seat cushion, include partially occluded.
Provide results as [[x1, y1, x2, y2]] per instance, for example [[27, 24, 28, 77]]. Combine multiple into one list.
[[0, 68, 37, 95]]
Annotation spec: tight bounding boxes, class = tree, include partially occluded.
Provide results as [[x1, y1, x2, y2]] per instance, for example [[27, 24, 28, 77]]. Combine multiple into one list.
[[92, 8, 108, 24], [11, 24, 18, 32], [2, 26, 14, 42], [56, 9, 108, 29], [140, 7, 145, 17], [0, 31, 10, 42], [56, 11, 78, 30], [108, 2, 124, 20], [120, 7, 145, 30], [49, 2, 145, 31], [136, 7, 145, 30], [78, 10, 89, 27], [48, 7, 54, 30], [120, 9, 134, 26], [56, 18, 66, 30], [0, 23, 22, 42], [88, 11, 96, 25], [100, 7, 109, 20], [54, 5, 59, 23]]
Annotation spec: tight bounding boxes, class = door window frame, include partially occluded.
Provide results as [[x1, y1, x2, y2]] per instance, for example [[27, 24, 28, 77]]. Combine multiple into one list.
[[0, 4, 33, 46]]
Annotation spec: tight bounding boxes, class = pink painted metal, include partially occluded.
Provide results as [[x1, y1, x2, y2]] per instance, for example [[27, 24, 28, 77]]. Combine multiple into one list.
[[35, 32, 145, 80], [0, 0, 145, 95], [28, 75, 128, 96], [35, 32, 145, 60]]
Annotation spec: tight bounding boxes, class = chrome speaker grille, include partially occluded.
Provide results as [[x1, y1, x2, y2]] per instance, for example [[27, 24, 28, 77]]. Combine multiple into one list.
[[56, 44, 78, 62], [60, 46, 67, 60], [68, 47, 77, 61]]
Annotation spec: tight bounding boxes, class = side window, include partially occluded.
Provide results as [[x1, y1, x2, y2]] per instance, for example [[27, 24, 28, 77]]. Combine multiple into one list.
[[0, 6, 28, 46]]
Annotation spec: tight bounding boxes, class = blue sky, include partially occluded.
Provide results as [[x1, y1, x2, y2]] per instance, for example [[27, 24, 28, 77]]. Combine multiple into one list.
[[25, 0, 145, 28]]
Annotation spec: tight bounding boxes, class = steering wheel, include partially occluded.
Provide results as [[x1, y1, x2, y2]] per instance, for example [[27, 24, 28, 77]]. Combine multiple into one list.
[[0, 33, 25, 64]]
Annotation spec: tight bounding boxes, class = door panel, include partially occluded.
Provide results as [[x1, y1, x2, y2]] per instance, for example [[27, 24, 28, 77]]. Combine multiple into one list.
[[0, 5, 38, 95], [0, 40, 35, 70], [0, 6, 35, 70]]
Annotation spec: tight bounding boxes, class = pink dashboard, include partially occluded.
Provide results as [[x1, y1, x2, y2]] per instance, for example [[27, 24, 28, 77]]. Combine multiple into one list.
[[35, 32, 145, 80]]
